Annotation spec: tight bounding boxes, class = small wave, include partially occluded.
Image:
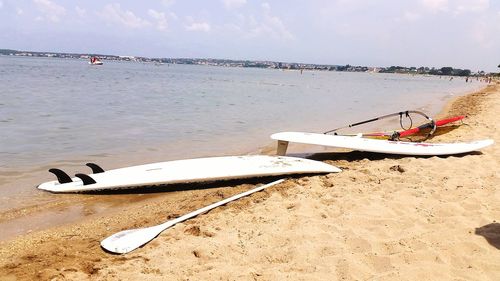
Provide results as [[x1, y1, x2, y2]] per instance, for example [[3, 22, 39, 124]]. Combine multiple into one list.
[[87, 153, 111, 158]]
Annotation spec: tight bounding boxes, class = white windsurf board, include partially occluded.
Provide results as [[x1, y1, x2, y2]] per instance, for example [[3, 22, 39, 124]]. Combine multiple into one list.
[[38, 155, 340, 193], [271, 132, 494, 156]]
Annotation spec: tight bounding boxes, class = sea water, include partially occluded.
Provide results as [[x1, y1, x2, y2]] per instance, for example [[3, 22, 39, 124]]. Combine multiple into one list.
[[0, 56, 484, 211]]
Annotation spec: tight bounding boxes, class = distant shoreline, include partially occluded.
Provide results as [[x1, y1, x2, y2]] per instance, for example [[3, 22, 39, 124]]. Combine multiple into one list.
[[1, 48, 494, 76]]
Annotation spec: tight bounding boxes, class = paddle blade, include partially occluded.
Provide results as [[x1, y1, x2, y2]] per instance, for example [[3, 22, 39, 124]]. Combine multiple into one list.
[[101, 225, 165, 254]]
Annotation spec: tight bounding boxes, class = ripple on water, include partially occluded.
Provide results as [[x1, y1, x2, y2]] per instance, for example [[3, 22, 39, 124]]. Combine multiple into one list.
[[0, 56, 487, 215]]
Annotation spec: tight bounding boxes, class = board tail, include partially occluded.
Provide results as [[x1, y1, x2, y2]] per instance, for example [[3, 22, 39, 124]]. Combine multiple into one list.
[[86, 163, 105, 174], [75, 173, 97, 185], [48, 168, 73, 184]]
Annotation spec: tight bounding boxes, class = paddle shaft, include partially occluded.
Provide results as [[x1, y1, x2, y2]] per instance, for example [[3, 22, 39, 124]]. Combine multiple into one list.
[[158, 179, 285, 228]]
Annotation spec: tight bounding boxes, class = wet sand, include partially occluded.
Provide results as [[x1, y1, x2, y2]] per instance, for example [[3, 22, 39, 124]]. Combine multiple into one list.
[[0, 81, 498, 280]]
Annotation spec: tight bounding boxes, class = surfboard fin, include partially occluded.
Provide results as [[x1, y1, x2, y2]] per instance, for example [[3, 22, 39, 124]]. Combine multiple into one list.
[[48, 168, 73, 184], [86, 163, 105, 174], [75, 173, 97, 185]]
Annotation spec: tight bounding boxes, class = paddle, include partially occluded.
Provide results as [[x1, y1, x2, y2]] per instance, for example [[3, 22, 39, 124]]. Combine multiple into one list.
[[101, 179, 285, 254]]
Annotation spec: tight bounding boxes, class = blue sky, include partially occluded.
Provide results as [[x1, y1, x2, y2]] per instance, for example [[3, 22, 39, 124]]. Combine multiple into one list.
[[1, 0, 499, 71]]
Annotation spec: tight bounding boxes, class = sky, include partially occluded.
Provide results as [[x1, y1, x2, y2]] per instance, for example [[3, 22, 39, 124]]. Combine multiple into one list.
[[0, 0, 499, 71]]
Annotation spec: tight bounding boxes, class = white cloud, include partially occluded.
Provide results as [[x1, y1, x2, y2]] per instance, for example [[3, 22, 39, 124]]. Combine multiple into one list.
[[469, 9, 499, 50], [421, 0, 449, 13], [148, 9, 168, 31], [402, 11, 421, 22], [471, 19, 493, 48], [33, 0, 66, 23], [17, 8, 23, 15], [223, 23, 242, 32], [162, 0, 175, 7], [184, 16, 211, 32], [247, 14, 257, 26], [222, 0, 246, 10], [453, 0, 489, 15], [185, 21, 211, 32], [246, 3, 294, 40], [169, 12, 178, 21], [261, 2, 271, 12], [422, 0, 489, 15], [222, 3, 294, 41], [75, 6, 86, 17], [0, 1, 3, 9], [99, 3, 150, 28]]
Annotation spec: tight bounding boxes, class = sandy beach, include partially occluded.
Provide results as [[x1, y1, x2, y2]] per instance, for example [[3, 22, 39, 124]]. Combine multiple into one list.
[[0, 81, 499, 280]]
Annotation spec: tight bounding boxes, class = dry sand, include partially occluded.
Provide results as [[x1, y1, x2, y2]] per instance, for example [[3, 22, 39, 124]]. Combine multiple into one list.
[[0, 82, 499, 280]]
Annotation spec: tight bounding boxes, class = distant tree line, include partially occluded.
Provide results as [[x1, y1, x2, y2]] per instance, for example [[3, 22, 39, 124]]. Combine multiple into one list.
[[2, 48, 497, 76], [430, 67, 471, 76], [378, 65, 472, 76]]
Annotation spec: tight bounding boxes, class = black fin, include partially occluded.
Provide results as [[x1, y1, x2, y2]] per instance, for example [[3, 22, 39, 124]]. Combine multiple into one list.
[[86, 163, 105, 174], [75, 173, 97, 185], [48, 168, 73, 184]]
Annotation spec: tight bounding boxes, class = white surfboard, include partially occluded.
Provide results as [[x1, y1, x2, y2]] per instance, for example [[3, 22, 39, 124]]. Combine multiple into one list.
[[271, 132, 494, 156], [38, 155, 340, 193]]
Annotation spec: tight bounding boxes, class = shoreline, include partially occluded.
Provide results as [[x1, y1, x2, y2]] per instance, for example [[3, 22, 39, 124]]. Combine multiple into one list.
[[0, 78, 484, 217], [1, 81, 499, 280], [0, 82, 482, 241]]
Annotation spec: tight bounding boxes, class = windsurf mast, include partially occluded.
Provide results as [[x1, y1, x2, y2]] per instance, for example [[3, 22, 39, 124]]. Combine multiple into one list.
[[359, 115, 465, 140], [324, 110, 436, 140], [396, 115, 464, 139]]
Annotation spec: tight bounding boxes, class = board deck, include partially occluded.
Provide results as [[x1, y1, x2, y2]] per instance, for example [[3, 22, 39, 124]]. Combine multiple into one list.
[[38, 155, 341, 193], [271, 132, 494, 156]]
